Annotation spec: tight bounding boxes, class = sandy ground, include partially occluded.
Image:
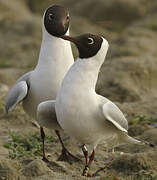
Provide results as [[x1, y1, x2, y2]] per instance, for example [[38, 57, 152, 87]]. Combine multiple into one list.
[[0, 89, 157, 180]]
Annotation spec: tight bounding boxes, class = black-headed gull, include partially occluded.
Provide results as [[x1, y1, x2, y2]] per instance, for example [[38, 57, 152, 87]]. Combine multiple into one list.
[[55, 34, 142, 176], [5, 5, 75, 162]]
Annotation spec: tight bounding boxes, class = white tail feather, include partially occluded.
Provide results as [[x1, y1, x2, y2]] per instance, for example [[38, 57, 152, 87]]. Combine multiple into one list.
[[125, 135, 141, 144]]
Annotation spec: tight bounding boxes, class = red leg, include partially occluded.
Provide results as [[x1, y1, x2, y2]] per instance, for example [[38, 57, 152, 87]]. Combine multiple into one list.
[[82, 145, 95, 177], [88, 150, 95, 167], [40, 127, 49, 162], [82, 144, 88, 165]]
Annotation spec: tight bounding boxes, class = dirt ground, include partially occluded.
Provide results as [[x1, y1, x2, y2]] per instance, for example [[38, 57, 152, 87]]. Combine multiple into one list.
[[1, 83, 157, 180]]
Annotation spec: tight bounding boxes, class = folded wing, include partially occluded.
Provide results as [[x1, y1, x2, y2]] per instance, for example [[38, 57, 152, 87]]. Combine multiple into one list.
[[37, 100, 61, 130], [5, 81, 28, 113], [102, 101, 128, 133]]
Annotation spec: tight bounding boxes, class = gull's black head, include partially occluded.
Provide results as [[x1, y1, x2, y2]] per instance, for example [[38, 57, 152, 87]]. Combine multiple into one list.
[[44, 5, 70, 37], [61, 34, 103, 58]]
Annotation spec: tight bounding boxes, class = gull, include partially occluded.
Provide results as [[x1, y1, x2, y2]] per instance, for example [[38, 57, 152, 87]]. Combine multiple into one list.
[[55, 33, 143, 176], [5, 5, 77, 162]]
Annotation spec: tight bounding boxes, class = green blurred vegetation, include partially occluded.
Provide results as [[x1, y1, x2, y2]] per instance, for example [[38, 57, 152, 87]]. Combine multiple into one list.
[[4, 132, 55, 159], [130, 115, 157, 125]]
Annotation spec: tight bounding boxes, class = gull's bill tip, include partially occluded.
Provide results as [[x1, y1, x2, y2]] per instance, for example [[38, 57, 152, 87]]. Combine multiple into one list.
[[61, 35, 76, 43]]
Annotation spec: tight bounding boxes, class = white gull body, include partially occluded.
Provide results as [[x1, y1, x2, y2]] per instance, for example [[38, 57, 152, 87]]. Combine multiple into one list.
[[5, 18, 74, 129], [55, 37, 140, 151]]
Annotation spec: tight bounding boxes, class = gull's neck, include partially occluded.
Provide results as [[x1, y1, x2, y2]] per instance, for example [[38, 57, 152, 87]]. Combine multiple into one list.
[[75, 59, 102, 91], [60, 39, 108, 97], [66, 42, 107, 91], [35, 25, 73, 71]]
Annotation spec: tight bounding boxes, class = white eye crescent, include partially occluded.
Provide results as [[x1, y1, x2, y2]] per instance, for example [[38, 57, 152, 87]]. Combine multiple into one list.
[[49, 13, 54, 21], [88, 37, 94, 45]]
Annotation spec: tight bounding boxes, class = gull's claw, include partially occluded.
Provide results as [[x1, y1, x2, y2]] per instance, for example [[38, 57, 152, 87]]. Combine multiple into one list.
[[42, 156, 50, 163], [57, 148, 81, 164]]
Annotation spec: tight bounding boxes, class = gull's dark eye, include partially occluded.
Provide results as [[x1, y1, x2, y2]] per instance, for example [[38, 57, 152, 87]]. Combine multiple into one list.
[[87, 37, 94, 45], [49, 13, 55, 21]]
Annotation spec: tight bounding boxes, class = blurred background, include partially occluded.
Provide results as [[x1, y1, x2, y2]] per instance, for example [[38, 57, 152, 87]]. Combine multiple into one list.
[[1, 0, 157, 179], [1, 0, 157, 118]]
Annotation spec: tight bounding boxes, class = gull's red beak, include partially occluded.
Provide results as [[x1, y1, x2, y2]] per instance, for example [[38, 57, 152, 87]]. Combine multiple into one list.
[[61, 35, 76, 43]]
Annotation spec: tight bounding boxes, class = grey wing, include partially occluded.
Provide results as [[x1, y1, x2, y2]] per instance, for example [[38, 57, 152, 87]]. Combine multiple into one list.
[[102, 100, 128, 132], [5, 81, 28, 113], [37, 100, 61, 130], [5, 71, 32, 113]]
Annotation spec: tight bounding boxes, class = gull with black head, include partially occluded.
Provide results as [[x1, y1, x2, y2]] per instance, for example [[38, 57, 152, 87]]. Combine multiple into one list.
[[56, 33, 143, 176], [5, 5, 78, 163]]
